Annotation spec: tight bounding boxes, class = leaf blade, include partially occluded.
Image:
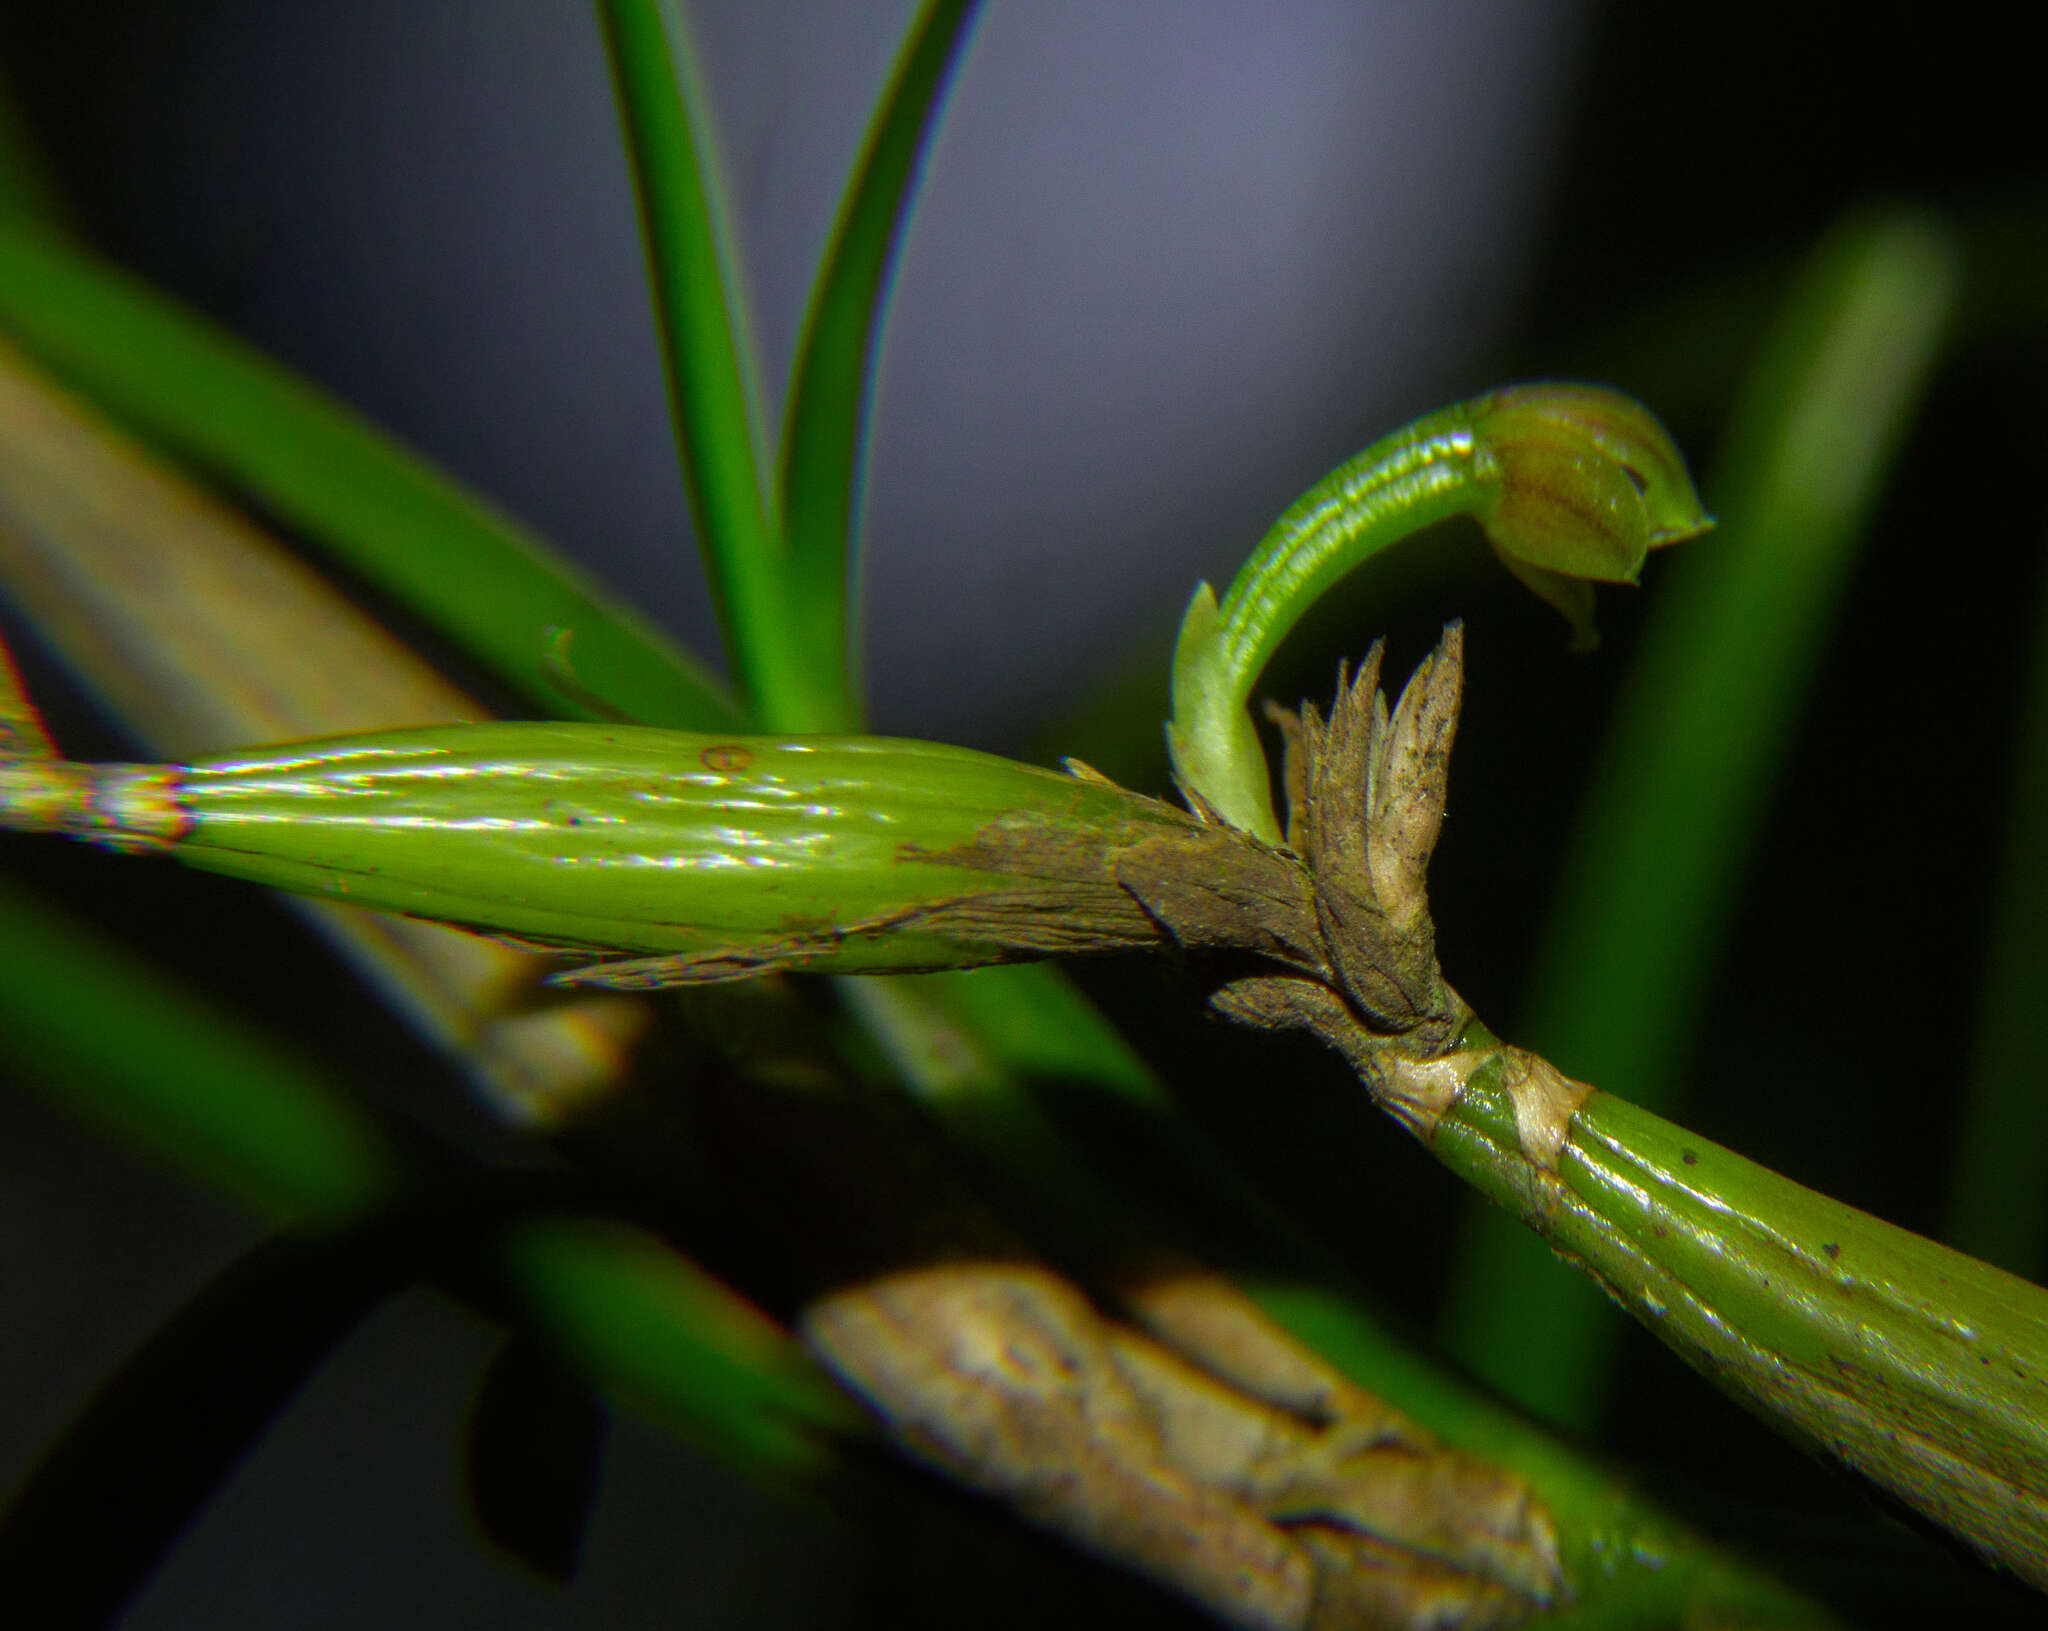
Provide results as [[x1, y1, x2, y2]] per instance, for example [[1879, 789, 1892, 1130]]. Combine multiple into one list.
[[594, 0, 831, 728], [778, 0, 980, 720], [0, 222, 736, 731]]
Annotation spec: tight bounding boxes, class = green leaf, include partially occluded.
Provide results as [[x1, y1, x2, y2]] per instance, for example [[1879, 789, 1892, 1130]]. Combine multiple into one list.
[[0, 873, 402, 1226], [595, 0, 831, 729], [0, 221, 736, 732], [501, 1214, 862, 1478], [779, 0, 980, 720]]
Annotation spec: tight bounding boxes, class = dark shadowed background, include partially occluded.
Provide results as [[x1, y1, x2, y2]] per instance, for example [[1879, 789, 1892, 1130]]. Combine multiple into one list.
[[3, 2, 2047, 1625]]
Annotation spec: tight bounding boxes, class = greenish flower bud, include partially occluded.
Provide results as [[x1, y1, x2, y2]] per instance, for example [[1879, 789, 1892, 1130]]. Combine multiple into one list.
[[1470, 384, 1714, 651]]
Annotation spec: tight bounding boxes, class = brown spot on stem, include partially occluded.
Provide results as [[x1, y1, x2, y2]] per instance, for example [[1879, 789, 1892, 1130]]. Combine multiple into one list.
[[699, 743, 754, 773]]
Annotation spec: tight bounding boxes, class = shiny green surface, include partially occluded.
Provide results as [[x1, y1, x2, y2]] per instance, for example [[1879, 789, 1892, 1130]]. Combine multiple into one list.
[[1167, 402, 1482, 838], [138, 723, 1189, 974], [1434, 1077, 2048, 1590], [1166, 384, 1710, 841], [1567, 1093, 2048, 1589]]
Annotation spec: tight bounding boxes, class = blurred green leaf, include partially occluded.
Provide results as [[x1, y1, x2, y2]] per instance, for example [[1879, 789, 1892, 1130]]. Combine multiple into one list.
[[0, 221, 735, 732], [501, 1213, 863, 1479], [0, 872, 402, 1226], [0, 864, 871, 1501], [1439, 206, 1961, 1427]]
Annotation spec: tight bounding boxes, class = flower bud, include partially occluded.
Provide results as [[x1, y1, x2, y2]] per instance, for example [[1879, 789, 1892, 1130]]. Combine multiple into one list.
[[1470, 385, 1714, 650]]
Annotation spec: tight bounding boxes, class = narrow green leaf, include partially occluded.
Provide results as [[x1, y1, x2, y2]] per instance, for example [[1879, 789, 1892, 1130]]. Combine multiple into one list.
[[594, 0, 836, 730], [0, 221, 735, 732], [0, 874, 402, 1227], [1942, 542, 2048, 1276], [0, 865, 862, 1495], [1439, 207, 1961, 1427], [593, 2, 1230, 1410], [779, 0, 979, 717], [501, 1213, 864, 1478]]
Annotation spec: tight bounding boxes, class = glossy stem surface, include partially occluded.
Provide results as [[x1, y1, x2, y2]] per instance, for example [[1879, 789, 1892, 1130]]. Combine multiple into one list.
[[1168, 385, 1709, 841], [1169, 405, 1489, 840], [1427, 1049, 2048, 1592]]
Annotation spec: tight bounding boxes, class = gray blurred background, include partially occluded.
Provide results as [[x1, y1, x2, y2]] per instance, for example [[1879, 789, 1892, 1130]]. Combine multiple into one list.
[[50, 0, 1585, 745]]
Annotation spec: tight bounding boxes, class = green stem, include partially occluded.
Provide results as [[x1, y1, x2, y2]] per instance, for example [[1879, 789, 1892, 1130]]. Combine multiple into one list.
[[840, 970, 1832, 1625], [1168, 404, 1494, 839], [1168, 386, 1710, 841], [1424, 1043, 2048, 1594]]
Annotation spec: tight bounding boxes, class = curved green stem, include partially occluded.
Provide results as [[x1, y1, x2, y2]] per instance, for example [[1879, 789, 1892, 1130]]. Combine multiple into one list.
[[1167, 384, 1710, 841], [1168, 404, 1485, 841]]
